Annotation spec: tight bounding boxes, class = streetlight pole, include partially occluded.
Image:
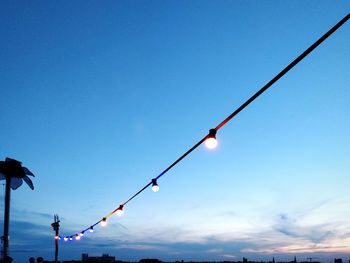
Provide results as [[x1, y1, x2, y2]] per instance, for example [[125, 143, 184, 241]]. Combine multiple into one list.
[[51, 214, 60, 262]]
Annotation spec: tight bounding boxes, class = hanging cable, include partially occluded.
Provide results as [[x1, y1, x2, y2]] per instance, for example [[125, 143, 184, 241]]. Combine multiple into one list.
[[58, 13, 350, 242]]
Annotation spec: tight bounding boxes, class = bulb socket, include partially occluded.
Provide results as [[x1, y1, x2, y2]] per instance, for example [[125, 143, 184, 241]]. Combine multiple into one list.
[[208, 129, 217, 138]]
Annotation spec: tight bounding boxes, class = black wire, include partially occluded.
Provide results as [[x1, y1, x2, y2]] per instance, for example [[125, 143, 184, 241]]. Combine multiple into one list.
[[123, 182, 152, 206], [124, 12, 350, 208], [156, 137, 208, 180], [61, 13, 350, 239], [215, 13, 350, 131]]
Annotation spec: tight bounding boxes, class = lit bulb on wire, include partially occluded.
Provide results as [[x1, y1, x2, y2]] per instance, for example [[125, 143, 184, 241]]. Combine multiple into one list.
[[89, 227, 94, 233], [75, 234, 81, 240], [205, 129, 218, 149], [151, 179, 159, 192], [79, 232, 84, 237], [69, 236, 73, 241], [63, 237, 68, 242], [115, 205, 124, 216], [100, 217, 107, 227], [54, 235, 59, 240]]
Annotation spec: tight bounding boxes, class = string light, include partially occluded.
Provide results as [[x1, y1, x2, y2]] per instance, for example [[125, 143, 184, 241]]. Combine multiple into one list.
[[205, 129, 218, 149], [151, 179, 159, 192], [100, 218, 107, 227], [56, 13, 350, 242], [79, 232, 84, 237], [54, 235, 59, 240], [75, 234, 81, 240], [114, 205, 124, 216]]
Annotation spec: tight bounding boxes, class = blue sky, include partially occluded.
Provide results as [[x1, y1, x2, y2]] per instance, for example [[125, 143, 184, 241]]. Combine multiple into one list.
[[0, 1, 349, 262]]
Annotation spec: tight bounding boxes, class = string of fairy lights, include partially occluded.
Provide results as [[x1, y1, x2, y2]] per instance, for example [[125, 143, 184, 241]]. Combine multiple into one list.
[[56, 13, 350, 242]]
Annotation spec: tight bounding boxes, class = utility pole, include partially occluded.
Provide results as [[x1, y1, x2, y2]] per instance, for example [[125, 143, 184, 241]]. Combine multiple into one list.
[[51, 214, 60, 262]]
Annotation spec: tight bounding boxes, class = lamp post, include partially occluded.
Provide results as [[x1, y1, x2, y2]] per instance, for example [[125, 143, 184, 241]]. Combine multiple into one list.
[[51, 214, 60, 262]]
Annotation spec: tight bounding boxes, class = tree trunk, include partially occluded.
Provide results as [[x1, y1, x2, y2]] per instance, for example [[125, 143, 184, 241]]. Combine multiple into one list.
[[2, 176, 11, 259]]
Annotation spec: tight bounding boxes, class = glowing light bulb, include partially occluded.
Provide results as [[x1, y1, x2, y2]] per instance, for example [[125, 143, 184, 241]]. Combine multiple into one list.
[[54, 235, 59, 240], [64, 237, 68, 242], [100, 218, 107, 227], [69, 237, 73, 241], [151, 179, 159, 192], [205, 137, 217, 149], [152, 185, 159, 192], [205, 129, 218, 149], [75, 234, 81, 240], [79, 232, 84, 237], [115, 205, 124, 216], [89, 227, 94, 233]]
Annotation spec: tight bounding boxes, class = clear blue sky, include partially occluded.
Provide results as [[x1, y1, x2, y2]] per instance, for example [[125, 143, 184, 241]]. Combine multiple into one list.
[[0, 1, 349, 262]]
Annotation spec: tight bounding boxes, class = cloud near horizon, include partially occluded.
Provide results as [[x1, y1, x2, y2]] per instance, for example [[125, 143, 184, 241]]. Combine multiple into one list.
[[1, 197, 350, 262]]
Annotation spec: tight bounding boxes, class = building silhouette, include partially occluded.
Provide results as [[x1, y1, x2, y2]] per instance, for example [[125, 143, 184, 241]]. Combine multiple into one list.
[[81, 254, 115, 263]]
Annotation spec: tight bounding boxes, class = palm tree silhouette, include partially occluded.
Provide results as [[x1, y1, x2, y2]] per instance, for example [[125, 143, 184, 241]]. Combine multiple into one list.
[[0, 157, 35, 259]]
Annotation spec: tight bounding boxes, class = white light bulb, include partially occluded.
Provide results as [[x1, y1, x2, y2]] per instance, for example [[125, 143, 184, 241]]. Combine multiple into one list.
[[100, 218, 107, 227], [115, 209, 124, 216], [80, 232, 84, 237], [89, 227, 94, 233], [152, 184, 159, 192], [205, 137, 218, 149], [64, 237, 68, 242], [115, 205, 124, 216], [75, 235, 81, 240], [151, 179, 159, 192]]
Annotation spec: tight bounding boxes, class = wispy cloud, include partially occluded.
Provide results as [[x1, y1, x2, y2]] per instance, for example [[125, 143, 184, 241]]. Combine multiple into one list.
[[274, 213, 335, 243], [3, 197, 350, 262]]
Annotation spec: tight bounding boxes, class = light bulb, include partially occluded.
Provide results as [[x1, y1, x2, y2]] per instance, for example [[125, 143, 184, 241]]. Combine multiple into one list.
[[100, 218, 107, 227], [89, 227, 94, 233], [205, 137, 217, 149], [205, 129, 218, 149], [79, 232, 84, 237], [115, 205, 124, 216], [69, 237, 73, 241], [152, 184, 159, 192], [64, 237, 68, 242], [54, 235, 59, 240], [75, 234, 81, 240], [152, 179, 159, 192]]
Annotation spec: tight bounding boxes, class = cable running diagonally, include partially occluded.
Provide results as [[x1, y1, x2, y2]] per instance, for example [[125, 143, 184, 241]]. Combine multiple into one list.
[[59, 13, 350, 241]]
